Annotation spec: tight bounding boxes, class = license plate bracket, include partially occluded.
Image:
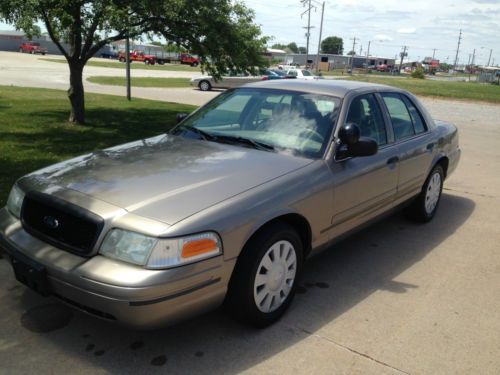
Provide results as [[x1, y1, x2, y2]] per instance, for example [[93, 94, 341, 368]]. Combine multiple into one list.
[[10, 253, 51, 297]]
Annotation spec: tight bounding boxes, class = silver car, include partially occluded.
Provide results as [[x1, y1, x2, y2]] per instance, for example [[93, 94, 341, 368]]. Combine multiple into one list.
[[191, 72, 264, 91], [0, 80, 460, 328]]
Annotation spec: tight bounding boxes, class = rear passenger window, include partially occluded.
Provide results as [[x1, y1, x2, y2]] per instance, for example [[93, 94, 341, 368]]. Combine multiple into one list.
[[381, 93, 415, 141], [401, 96, 427, 134]]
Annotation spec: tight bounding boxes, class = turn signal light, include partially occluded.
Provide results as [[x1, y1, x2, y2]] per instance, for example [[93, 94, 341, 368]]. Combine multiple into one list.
[[182, 238, 218, 258]]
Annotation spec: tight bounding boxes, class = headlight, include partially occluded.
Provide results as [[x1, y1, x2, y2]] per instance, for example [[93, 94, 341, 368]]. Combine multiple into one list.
[[6, 184, 25, 218], [99, 229, 222, 269]]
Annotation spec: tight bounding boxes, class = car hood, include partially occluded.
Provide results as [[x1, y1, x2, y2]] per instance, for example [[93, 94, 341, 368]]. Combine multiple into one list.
[[21, 135, 313, 224]]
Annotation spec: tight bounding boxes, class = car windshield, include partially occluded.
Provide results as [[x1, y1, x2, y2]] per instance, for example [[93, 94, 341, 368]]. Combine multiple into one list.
[[301, 70, 314, 76], [172, 88, 341, 159]]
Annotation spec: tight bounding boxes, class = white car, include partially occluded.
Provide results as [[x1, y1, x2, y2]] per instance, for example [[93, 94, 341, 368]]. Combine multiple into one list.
[[285, 69, 321, 80], [191, 73, 263, 91]]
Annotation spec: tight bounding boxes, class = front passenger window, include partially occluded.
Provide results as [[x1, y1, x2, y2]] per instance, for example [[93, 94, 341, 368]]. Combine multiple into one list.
[[346, 94, 387, 145]]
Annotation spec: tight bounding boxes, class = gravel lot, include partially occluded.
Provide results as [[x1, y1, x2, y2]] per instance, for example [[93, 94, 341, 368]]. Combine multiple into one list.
[[0, 52, 499, 374]]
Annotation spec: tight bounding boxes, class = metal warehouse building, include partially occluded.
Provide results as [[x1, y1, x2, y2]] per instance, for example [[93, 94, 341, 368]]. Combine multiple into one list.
[[0, 30, 67, 54]]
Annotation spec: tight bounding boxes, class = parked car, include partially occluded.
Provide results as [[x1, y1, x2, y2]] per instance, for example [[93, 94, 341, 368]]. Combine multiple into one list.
[[191, 71, 265, 91], [19, 42, 48, 55], [0, 80, 460, 329], [285, 68, 321, 80], [269, 69, 297, 79]]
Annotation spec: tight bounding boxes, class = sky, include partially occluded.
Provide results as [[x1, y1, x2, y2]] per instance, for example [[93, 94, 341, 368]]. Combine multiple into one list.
[[243, 0, 500, 66], [1, 1, 498, 66]]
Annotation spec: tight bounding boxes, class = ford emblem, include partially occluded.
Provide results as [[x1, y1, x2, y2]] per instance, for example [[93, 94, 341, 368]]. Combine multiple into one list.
[[43, 216, 60, 229]]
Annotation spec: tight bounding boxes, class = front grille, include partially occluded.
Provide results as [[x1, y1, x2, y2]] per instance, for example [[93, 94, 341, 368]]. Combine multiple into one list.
[[21, 191, 104, 255]]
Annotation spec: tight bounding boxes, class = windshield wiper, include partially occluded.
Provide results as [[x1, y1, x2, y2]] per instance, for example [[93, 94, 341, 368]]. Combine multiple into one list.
[[214, 134, 275, 152], [178, 125, 217, 141]]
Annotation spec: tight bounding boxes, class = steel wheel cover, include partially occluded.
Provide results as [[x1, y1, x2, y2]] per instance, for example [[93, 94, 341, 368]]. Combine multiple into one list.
[[253, 240, 297, 313], [425, 172, 442, 214]]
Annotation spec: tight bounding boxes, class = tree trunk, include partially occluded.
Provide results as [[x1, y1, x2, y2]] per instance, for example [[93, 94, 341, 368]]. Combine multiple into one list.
[[68, 62, 85, 124]]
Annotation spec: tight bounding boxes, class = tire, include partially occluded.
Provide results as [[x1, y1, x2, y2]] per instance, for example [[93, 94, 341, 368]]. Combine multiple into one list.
[[225, 222, 303, 327], [191, 62, 199, 67], [119, 57, 125, 63], [30, 50, 35, 54], [198, 80, 211, 91], [406, 164, 444, 222], [144, 59, 150, 65]]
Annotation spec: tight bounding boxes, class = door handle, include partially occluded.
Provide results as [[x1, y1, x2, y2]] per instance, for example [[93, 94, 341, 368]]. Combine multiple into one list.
[[426, 142, 435, 151], [387, 156, 399, 165]]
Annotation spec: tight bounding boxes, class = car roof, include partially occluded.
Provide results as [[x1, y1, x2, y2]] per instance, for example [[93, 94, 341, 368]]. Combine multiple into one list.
[[243, 79, 401, 98]]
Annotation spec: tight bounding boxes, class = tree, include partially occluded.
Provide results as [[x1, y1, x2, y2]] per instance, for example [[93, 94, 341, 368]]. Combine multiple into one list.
[[298, 46, 307, 54], [347, 50, 356, 56], [286, 42, 299, 54], [321, 36, 343, 55], [0, 1, 267, 124]]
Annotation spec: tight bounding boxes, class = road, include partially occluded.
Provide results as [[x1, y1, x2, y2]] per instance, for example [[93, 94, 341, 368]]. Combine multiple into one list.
[[0, 51, 219, 106], [0, 52, 499, 374]]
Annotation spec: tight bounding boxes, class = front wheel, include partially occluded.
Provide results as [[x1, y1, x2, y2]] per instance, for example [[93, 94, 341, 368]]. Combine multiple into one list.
[[191, 62, 199, 67], [198, 80, 211, 91], [407, 164, 444, 222], [225, 223, 303, 327]]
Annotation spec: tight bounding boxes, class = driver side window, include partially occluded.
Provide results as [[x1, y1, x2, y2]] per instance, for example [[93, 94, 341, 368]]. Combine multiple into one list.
[[346, 94, 387, 146]]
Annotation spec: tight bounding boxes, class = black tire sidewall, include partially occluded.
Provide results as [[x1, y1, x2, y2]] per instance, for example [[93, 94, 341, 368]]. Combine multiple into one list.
[[227, 223, 303, 327]]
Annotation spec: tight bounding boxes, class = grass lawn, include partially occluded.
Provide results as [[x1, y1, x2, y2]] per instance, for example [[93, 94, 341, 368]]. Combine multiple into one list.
[[346, 76, 500, 103], [40, 57, 201, 72], [0, 86, 196, 205], [87, 76, 190, 88]]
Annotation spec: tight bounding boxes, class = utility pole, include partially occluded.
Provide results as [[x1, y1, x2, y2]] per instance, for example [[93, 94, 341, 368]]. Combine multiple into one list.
[[314, 1, 325, 73], [398, 45, 407, 72], [349, 37, 357, 73], [432, 48, 437, 60], [471, 48, 476, 66], [301, 0, 315, 67], [453, 29, 462, 71], [487, 49, 493, 66], [365, 40, 371, 68]]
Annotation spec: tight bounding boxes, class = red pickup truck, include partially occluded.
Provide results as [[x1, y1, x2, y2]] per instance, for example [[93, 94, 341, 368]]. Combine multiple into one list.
[[118, 50, 157, 65], [19, 42, 48, 55]]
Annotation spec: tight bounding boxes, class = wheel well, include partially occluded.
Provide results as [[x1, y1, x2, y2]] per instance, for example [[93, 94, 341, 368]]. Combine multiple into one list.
[[436, 157, 449, 178], [248, 214, 312, 257]]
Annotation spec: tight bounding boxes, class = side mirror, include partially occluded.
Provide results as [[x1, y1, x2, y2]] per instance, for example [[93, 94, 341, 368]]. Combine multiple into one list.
[[337, 123, 378, 159], [338, 123, 360, 145], [176, 113, 188, 124]]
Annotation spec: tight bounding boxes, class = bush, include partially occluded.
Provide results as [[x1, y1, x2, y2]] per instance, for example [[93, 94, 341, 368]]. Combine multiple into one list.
[[411, 67, 425, 79]]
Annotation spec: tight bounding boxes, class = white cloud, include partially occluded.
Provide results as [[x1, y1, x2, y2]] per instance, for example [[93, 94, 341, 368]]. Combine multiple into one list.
[[397, 27, 417, 34]]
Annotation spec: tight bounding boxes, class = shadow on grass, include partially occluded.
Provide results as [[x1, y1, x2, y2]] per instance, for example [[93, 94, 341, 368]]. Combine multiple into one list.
[[2, 193, 475, 374], [0, 106, 191, 205]]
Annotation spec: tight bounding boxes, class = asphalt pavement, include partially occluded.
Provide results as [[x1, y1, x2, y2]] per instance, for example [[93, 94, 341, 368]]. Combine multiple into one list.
[[0, 52, 499, 374]]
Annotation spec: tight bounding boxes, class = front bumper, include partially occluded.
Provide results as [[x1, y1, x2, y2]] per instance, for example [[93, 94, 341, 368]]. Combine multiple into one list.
[[0, 208, 232, 329]]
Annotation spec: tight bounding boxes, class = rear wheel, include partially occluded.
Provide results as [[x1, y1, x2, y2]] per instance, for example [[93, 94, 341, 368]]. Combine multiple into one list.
[[198, 80, 211, 91], [225, 222, 303, 327], [407, 164, 444, 222], [119, 57, 125, 63], [191, 62, 199, 67]]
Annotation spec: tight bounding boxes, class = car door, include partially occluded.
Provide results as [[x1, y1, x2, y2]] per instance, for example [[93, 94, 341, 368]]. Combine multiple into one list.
[[327, 93, 400, 238], [379, 93, 435, 204]]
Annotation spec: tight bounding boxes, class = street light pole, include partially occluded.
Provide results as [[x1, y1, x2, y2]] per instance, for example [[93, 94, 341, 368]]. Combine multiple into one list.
[[125, 37, 131, 101]]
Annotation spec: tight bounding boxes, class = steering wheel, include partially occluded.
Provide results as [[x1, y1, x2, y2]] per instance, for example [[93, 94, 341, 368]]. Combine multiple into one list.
[[299, 127, 324, 143]]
